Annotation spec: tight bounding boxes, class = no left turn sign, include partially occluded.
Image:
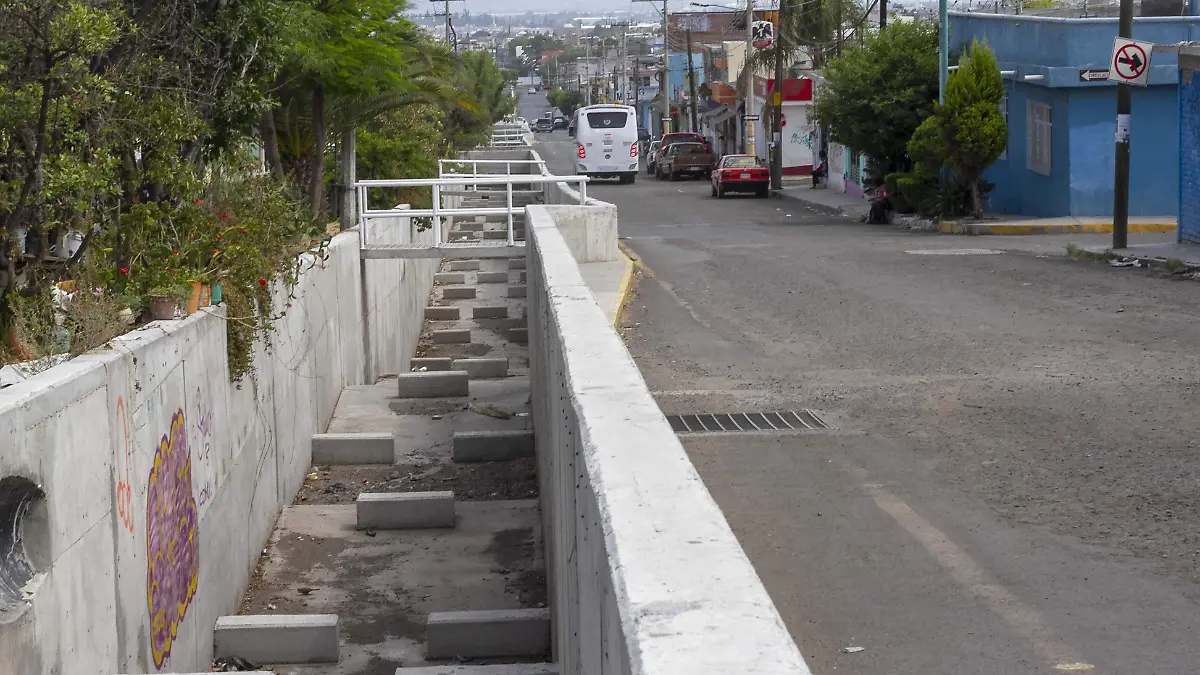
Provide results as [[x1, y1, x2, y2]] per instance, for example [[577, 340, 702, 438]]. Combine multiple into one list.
[[1109, 37, 1153, 86]]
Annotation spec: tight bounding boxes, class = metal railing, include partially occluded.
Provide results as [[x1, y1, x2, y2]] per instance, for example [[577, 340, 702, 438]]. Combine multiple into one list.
[[356, 175, 589, 247], [438, 158, 546, 178]]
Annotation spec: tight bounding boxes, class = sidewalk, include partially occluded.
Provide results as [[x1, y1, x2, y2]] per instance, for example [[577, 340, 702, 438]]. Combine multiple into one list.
[[771, 183, 1177, 236], [1087, 241, 1200, 267]]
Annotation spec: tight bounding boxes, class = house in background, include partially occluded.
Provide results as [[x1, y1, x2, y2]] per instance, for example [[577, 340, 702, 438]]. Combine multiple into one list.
[[949, 12, 1200, 217], [1171, 42, 1200, 244]]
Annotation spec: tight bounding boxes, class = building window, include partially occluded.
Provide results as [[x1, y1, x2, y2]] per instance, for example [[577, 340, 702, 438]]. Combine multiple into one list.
[[1027, 100, 1052, 175], [999, 95, 1008, 160]]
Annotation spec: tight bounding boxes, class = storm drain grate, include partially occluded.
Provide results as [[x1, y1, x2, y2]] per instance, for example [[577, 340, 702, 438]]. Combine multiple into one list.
[[666, 410, 834, 434]]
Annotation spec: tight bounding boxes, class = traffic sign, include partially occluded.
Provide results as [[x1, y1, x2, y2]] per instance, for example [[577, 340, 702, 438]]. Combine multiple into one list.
[[1079, 69, 1109, 82], [743, 114, 760, 121], [1109, 37, 1153, 87]]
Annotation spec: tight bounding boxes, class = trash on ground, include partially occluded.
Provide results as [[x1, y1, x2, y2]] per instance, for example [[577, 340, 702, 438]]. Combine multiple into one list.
[[842, 646, 865, 654]]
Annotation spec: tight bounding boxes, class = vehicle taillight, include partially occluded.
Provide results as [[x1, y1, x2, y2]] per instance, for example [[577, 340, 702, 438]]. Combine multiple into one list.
[[578, 145, 586, 159], [630, 144, 638, 158]]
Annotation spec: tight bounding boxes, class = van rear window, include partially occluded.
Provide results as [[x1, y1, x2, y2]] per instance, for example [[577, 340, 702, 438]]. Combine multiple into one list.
[[586, 111, 628, 129]]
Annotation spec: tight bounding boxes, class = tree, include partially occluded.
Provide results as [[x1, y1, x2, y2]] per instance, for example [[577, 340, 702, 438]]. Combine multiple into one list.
[[810, 21, 939, 178], [746, 0, 866, 75], [547, 89, 583, 117], [933, 40, 1007, 218]]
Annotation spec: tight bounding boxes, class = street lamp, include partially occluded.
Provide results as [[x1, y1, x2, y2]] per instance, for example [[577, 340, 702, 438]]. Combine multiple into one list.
[[691, 1, 756, 157]]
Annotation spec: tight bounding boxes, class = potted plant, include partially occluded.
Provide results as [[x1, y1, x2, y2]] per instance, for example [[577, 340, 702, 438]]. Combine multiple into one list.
[[146, 282, 188, 321]]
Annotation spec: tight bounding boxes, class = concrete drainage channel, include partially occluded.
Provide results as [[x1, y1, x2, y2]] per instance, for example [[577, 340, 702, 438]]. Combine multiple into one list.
[[214, 198, 553, 675]]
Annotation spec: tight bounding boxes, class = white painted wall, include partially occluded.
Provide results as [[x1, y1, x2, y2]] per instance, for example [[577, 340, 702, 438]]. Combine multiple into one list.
[[0, 222, 431, 674], [526, 208, 811, 675]]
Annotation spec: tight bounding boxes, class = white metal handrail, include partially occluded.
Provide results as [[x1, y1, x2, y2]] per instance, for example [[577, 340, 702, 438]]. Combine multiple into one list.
[[439, 158, 547, 178], [356, 175, 589, 247]]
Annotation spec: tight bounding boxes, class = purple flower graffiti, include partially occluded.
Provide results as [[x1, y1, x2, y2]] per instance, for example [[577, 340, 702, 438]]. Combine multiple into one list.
[[145, 409, 200, 670]]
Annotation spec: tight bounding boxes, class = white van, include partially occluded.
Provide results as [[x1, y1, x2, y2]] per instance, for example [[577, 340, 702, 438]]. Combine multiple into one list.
[[572, 104, 639, 184]]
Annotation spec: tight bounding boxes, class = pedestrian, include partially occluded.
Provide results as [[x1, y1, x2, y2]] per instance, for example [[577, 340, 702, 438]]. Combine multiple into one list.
[[811, 149, 827, 188]]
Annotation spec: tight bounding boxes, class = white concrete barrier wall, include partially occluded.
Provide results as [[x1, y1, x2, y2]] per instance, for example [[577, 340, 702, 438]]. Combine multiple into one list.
[[0, 226, 432, 674], [362, 208, 438, 379], [527, 209, 811, 675]]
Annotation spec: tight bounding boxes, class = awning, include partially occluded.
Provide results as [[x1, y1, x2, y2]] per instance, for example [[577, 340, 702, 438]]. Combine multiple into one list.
[[701, 104, 736, 125]]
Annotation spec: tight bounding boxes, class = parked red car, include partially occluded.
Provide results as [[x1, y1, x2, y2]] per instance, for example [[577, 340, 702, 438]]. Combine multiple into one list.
[[711, 154, 769, 198]]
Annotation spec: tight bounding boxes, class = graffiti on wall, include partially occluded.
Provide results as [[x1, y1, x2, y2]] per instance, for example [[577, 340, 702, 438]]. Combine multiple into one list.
[[114, 396, 135, 533], [146, 410, 200, 670], [193, 388, 215, 508]]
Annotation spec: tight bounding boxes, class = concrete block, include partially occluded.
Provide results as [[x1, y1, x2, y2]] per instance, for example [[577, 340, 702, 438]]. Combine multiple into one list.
[[396, 371, 469, 398], [425, 306, 460, 321], [214, 614, 339, 664], [477, 271, 509, 284], [508, 328, 528, 344], [426, 609, 551, 659], [357, 491, 456, 529], [435, 272, 466, 284], [508, 258, 527, 269], [411, 357, 452, 371], [457, 222, 485, 232], [507, 285, 526, 298], [449, 260, 481, 271], [394, 665, 557, 675], [443, 286, 478, 300], [471, 305, 509, 319], [453, 430, 534, 463], [432, 328, 472, 344], [519, 271, 527, 282], [452, 358, 509, 379], [483, 230, 510, 240], [312, 433, 394, 465]]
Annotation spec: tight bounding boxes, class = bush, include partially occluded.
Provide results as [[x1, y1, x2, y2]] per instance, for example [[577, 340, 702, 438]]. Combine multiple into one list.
[[885, 172, 917, 214]]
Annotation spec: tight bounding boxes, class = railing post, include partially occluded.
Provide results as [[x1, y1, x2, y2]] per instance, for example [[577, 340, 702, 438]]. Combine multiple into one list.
[[506, 179, 515, 245], [579, 179, 587, 205], [432, 183, 442, 244]]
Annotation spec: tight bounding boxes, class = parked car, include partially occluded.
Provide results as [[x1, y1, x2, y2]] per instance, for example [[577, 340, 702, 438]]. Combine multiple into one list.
[[534, 118, 554, 133], [645, 140, 661, 174], [711, 154, 769, 198], [656, 142, 714, 181], [659, 132, 711, 156], [553, 116, 568, 129]]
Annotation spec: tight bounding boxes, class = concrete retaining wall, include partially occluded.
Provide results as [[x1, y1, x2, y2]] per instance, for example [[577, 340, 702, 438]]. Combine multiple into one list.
[[362, 208, 439, 379], [0, 226, 432, 674], [527, 209, 810, 674]]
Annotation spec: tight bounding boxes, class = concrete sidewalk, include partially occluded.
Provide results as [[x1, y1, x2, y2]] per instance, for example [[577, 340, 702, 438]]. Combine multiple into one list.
[[1091, 241, 1200, 267], [771, 183, 1177, 236]]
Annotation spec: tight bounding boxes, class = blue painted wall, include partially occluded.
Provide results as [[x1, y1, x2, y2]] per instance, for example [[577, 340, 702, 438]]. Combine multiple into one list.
[[950, 13, 1200, 217], [1180, 68, 1200, 243], [667, 53, 706, 103]]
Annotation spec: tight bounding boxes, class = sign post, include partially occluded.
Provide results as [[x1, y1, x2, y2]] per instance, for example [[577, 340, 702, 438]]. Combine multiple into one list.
[[1109, 30, 1152, 249]]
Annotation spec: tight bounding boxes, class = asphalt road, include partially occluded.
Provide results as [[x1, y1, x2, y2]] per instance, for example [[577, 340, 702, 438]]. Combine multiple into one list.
[[522, 93, 1200, 674]]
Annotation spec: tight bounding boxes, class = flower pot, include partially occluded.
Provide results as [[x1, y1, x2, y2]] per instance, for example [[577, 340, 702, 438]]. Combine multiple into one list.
[[149, 296, 176, 321], [210, 284, 223, 305], [186, 282, 212, 314], [64, 231, 84, 259]]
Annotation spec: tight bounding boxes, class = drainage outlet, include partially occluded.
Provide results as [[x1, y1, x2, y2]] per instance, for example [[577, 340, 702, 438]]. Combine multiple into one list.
[[666, 410, 834, 434]]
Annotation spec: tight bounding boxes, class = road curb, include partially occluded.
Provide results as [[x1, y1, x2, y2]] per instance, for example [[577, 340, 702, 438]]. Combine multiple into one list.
[[613, 247, 637, 328], [940, 221, 1176, 235]]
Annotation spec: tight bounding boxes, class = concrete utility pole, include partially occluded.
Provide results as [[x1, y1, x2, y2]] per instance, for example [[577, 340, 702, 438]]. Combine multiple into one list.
[[1112, 0, 1133, 248], [880, 0, 887, 28], [770, 0, 787, 189], [745, 0, 757, 157], [686, 29, 699, 132], [938, 0, 948, 102]]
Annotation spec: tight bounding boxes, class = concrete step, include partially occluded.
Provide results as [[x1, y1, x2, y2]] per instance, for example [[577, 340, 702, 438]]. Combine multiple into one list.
[[426, 608, 551, 659], [471, 305, 508, 319], [443, 287, 478, 300], [425, 306, 460, 321], [507, 285, 526, 298], [435, 272, 466, 284], [312, 433, 395, 465], [448, 260, 481, 271], [508, 258, 526, 269], [214, 614, 339, 664], [411, 357, 452, 371], [396, 371, 469, 398], [453, 430, 533, 462], [395, 665, 557, 675], [452, 358, 509, 379], [361, 242, 526, 260], [477, 271, 509, 284], [431, 329, 471, 344], [356, 491, 456, 529]]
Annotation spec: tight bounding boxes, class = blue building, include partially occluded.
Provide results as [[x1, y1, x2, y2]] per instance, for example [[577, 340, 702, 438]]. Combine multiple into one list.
[[667, 52, 706, 108], [1176, 44, 1200, 243], [950, 13, 1200, 217]]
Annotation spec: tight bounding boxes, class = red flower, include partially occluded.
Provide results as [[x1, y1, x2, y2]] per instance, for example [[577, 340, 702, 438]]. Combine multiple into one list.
[[257, 278, 267, 287], [218, 212, 228, 221], [172, 250, 179, 255], [119, 267, 129, 275], [193, 198, 203, 204]]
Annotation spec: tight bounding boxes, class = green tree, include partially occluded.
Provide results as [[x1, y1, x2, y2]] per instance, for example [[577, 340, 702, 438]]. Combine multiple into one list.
[[547, 89, 584, 117], [810, 21, 939, 177], [934, 40, 1007, 218]]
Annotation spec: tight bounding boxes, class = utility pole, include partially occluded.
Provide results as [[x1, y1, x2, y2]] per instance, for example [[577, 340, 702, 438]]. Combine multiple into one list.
[[686, 29, 699, 132], [880, 0, 887, 28], [1112, 0, 1132, 249], [744, 0, 757, 157], [770, 0, 787, 189]]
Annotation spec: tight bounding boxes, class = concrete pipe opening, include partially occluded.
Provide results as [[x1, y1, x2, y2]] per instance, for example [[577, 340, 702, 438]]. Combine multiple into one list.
[[0, 476, 47, 623]]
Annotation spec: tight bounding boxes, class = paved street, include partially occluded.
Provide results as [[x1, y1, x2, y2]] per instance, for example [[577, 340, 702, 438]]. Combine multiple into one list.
[[523, 94, 1200, 674]]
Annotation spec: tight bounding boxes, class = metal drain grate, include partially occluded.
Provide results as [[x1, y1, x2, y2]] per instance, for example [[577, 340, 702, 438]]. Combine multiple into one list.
[[666, 410, 833, 434]]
